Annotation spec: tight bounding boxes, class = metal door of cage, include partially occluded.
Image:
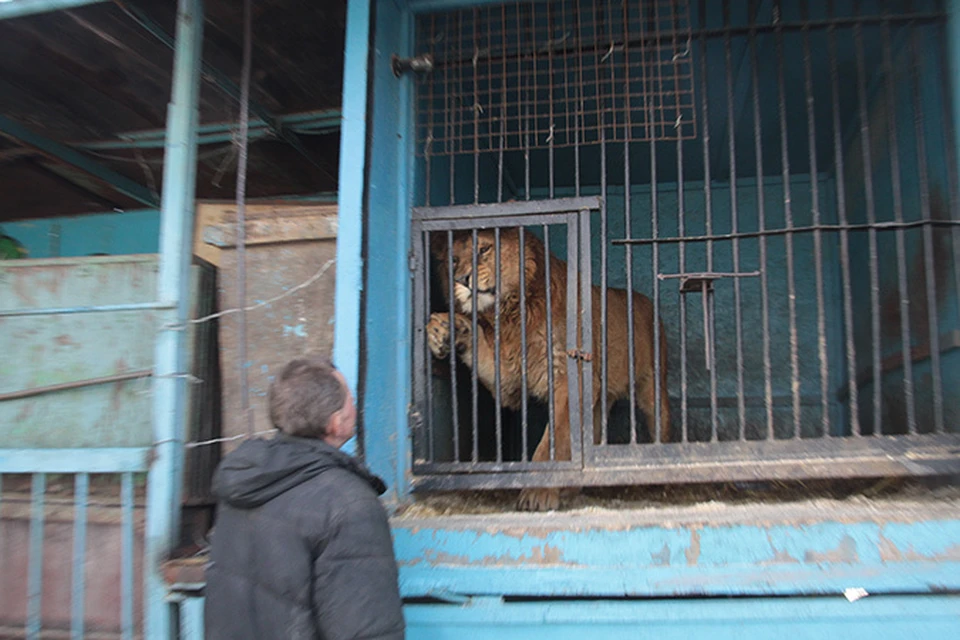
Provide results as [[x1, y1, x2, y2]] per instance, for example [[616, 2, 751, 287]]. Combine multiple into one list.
[[411, 199, 597, 486]]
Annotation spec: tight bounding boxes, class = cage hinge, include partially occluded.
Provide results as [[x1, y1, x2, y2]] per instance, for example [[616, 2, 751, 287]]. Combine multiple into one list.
[[567, 349, 593, 362], [408, 250, 417, 273], [392, 54, 434, 78]]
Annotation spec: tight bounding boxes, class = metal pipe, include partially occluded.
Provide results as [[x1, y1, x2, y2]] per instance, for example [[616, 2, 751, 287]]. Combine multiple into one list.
[[0, 301, 174, 318], [145, 0, 202, 637], [0, 0, 106, 20], [121, 472, 134, 640], [71, 473, 89, 640], [236, 0, 253, 437], [0, 369, 152, 402], [26, 473, 46, 640]]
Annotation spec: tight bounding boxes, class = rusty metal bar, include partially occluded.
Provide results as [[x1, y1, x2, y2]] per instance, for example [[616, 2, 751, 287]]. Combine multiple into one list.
[[881, 20, 917, 436], [853, 9, 883, 437], [412, 433, 960, 490], [775, 0, 801, 439], [0, 369, 153, 403], [447, 230, 460, 462], [544, 225, 556, 460], [724, 0, 747, 441], [801, 0, 831, 438], [519, 226, 529, 461], [494, 229, 503, 463], [470, 230, 479, 463], [828, 1, 860, 437], [911, 23, 945, 434], [614, 219, 960, 245], [749, 5, 775, 440]]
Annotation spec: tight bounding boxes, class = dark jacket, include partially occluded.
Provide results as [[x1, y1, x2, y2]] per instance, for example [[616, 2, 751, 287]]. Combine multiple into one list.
[[204, 434, 405, 640]]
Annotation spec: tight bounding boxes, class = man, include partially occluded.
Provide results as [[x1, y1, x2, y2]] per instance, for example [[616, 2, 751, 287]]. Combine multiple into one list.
[[204, 357, 405, 640]]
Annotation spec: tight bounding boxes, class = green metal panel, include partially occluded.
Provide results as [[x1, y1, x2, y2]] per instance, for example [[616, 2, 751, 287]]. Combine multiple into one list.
[[0, 255, 211, 450]]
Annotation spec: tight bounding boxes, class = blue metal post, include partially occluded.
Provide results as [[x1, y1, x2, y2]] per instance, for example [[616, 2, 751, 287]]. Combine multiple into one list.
[[334, 0, 372, 456], [0, 0, 106, 20], [144, 0, 203, 637]]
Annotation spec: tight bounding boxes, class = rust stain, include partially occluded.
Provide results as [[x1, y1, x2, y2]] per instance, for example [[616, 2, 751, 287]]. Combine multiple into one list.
[[685, 529, 701, 566], [54, 334, 77, 347], [651, 543, 671, 566], [804, 535, 859, 564], [424, 544, 570, 567]]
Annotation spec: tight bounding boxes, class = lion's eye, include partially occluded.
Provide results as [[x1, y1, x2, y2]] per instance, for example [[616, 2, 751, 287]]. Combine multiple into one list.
[[479, 245, 491, 256]]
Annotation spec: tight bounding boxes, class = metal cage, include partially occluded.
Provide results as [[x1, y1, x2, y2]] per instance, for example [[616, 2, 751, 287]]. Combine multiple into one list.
[[407, 0, 960, 491]]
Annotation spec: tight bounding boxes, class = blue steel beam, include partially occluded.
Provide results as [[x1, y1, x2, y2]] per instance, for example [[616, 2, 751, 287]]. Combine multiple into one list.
[[0, 114, 159, 206], [118, 2, 335, 180], [0, 0, 106, 20], [74, 108, 342, 150], [144, 0, 202, 637]]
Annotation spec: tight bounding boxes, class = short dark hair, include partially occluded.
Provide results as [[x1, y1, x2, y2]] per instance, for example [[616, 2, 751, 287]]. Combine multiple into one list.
[[268, 357, 346, 439]]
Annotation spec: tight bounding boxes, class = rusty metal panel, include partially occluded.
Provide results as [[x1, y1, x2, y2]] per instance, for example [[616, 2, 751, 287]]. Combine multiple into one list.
[[211, 207, 338, 454]]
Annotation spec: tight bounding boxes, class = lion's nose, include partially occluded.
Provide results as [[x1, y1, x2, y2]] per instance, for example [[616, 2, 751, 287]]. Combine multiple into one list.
[[455, 273, 471, 288]]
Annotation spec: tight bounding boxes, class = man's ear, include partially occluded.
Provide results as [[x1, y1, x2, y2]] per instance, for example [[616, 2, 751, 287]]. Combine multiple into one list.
[[326, 410, 342, 438]]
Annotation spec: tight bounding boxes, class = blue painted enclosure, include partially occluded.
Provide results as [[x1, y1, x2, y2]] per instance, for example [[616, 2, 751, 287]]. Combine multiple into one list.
[[347, 0, 960, 636]]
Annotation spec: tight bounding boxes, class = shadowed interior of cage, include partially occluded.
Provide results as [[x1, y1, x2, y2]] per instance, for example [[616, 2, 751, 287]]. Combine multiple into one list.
[[409, 0, 960, 480]]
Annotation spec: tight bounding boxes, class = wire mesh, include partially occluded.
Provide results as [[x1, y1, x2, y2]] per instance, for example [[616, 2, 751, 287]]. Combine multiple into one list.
[[415, 0, 697, 156]]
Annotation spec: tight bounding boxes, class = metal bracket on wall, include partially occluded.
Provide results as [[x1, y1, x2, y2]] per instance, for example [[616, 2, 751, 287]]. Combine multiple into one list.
[[659, 271, 761, 372], [392, 54, 434, 78]]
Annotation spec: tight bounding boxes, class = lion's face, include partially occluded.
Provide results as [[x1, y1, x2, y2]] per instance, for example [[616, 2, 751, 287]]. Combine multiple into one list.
[[432, 228, 537, 314]]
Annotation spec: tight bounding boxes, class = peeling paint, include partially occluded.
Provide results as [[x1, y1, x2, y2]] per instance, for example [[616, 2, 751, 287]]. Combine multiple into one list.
[[282, 323, 308, 338], [804, 535, 859, 564], [651, 544, 671, 566], [685, 530, 701, 566]]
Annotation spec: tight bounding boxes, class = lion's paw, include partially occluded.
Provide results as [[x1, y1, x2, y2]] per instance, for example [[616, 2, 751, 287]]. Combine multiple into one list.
[[427, 313, 452, 359], [516, 487, 561, 512]]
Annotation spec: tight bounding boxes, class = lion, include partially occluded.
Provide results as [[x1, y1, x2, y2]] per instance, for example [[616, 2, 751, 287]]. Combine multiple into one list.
[[426, 227, 670, 511]]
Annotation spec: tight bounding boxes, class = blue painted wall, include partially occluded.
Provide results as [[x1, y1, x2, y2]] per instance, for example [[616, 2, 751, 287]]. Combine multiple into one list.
[[3, 210, 160, 258]]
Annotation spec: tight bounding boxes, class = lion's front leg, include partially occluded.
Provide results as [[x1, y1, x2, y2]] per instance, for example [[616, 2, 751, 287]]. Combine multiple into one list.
[[517, 375, 571, 512]]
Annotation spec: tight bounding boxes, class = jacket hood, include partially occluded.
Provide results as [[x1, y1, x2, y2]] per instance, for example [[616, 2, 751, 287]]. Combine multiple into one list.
[[212, 434, 387, 509]]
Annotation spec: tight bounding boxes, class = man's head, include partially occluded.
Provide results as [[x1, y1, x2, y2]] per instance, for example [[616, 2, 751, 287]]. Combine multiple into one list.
[[268, 357, 357, 448]]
